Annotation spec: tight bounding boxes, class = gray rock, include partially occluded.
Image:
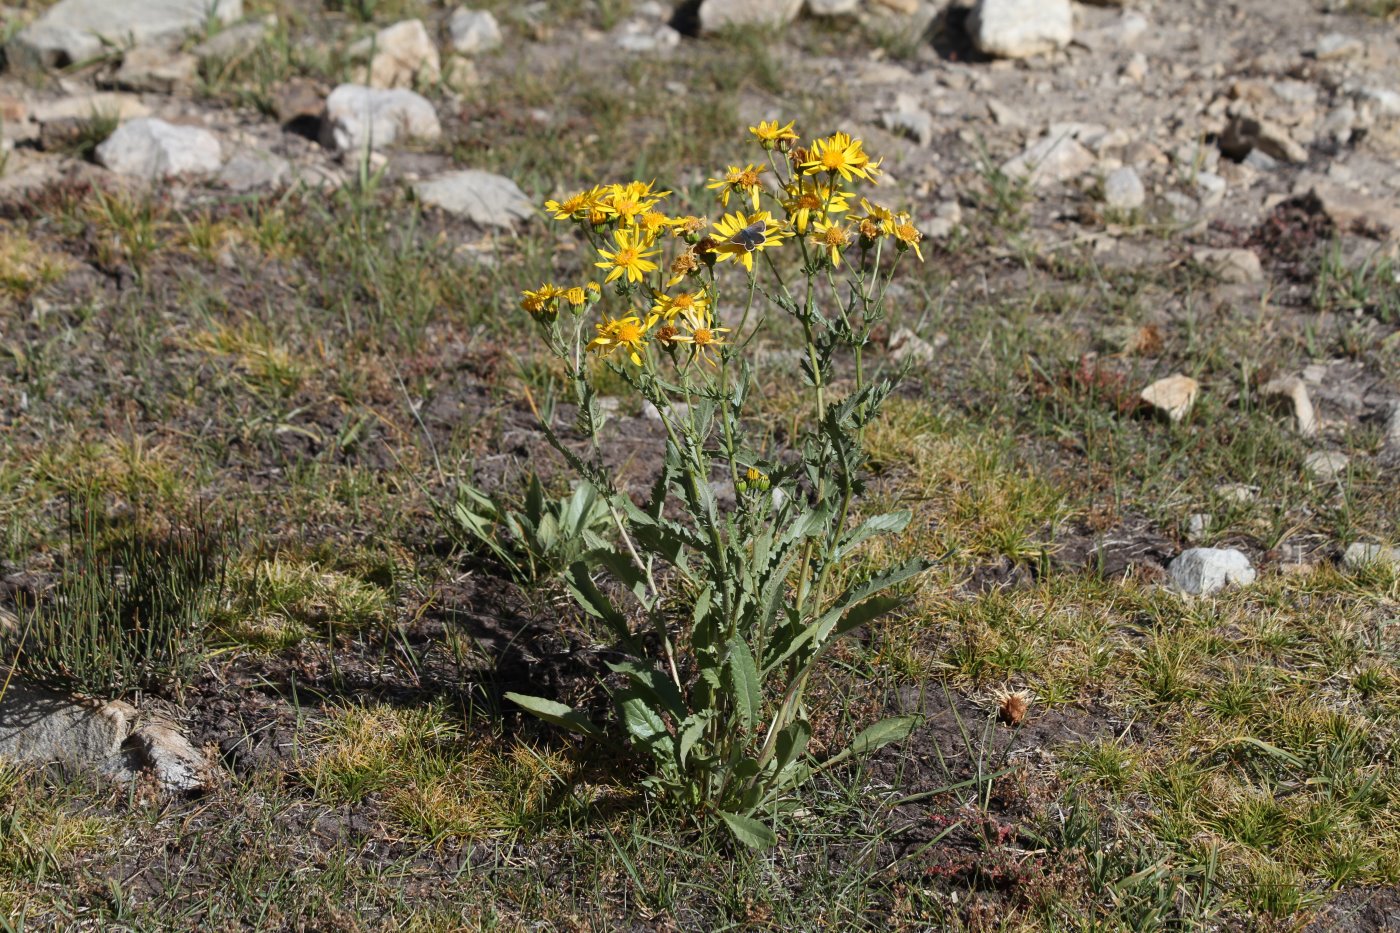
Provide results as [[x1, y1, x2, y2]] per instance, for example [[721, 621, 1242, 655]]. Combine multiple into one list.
[[614, 20, 682, 53], [112, 45, 198, 94], [888, 327, 941, 364], [349, 19, 439, 89], [1195, 171, 1226, 208], [808, 0, 860, 13], [413, 169, 533, 227], [130, 721, 208, 793], [0, 683, 135, 771], [193, 17, 275, 61], [1343, 542, 1400, 572], [1076, 10, 1147, 50], [1160, 191, 1200, 225], [1002, 133, 1097, 187], [31, 92, 150, 124], [881, 108, 935, 147], [321, 84, 441, 154], [449, 8, 503, 54], [1304, 450, 1349, 482], [1187, 513, 1211, 542], [1103, 165, 1145, 210], [698, 0, 803, 33], [969, 0, 1073, 59], [1193, 248, 1263, 284], [216, 148, 291, 191], [8, 0, 242, 73], [95, 118, 223, 179], [1315, 33, 1363, 62], [1169, 548, 1256, 596]]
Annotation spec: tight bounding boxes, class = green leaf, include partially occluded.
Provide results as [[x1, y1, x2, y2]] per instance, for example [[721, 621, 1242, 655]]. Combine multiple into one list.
[[504, 693, 600, 737], [615, 688, 672, 750], [677, 713, 710, 767], [833, 511, 912, 562], [816, 714, 921, 774], [720, 810, 777, 849], [565, 562, 633, 645], [726, 636, 763, 731], [771, 719, 812, 781], [607, 659, 686, 721]]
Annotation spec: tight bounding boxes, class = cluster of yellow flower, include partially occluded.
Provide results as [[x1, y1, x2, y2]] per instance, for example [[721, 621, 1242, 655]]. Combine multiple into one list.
[[521, 122, 923, 369]]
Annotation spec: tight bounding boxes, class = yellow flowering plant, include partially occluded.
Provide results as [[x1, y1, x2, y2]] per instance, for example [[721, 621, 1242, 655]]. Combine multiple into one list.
[[507, 125, 930, 849]]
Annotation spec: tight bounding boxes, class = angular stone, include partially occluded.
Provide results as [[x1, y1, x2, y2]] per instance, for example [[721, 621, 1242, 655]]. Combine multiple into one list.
[[413, 170, 533, 227], [1343, 542, 1400, 572], [130, 721, 208, 793], [1103, 165, 1145, 210], [31, 92, 150, 124], [1169, 548, 1256, 596], [1140, 374, 1199, 423], [1193, 248, 1264, 284], [697, 0, 803, 33], [0, 683, 135, 770], [1315, 33, 1363, 62], [969, 0, 1073, 59], [888, 327, 941, 364], [321, 84, 441, 154], [881, 108, 935, 147], [449, 8, 503, 54], [216, 149, 291, 191], [112, 45, 198, 94], [193, 17, 275, 61], [1003, 134, 1097, 187], [350, 19, 440, 90], [95, 118, 223, 179], [1304, 450, 1349, 482], [8, 0, 242, 74]]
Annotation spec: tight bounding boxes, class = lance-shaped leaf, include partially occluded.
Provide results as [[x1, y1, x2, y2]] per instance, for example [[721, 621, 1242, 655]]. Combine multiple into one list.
[[720, 810, 776, 849], [566, 561, 634, 646], [726, 636, 763, 731], [815, 714, 920, 773], [505, 693, 600, 737]]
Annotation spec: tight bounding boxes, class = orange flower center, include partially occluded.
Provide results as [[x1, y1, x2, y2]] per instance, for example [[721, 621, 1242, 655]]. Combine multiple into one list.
[[821, 227, 846, 246], [821, 149, 845, 170], [614, 247, 638, 267], [616, 321, 643, 343], [693, 328, 713, 345], [738, 170, 760, 187]]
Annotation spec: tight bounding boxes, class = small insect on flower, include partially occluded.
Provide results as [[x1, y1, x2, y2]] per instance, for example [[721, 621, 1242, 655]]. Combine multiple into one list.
[[711, 212, 789, 272]]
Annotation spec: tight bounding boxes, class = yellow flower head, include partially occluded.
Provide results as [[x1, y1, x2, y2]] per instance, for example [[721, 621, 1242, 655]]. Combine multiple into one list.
[[587, 313, 653, 366], [639, 210, 676, 239], [750, 119, 799, 151], [544, 191, 590, 221], [801, 132, 876, 183], [595, 228, 661, 284], [892, 212, 924, 261], [671, 315, 730, 367], [710, 211, 790, 273], [668, 247, 702, 286], [521, 283, 565, 318], [563, 286, 589, 308], [811, 219, 852, 269], [670, 215, 709, 239], [782, 178, 851, 234], [706, 163, 768, 211], [603, 181, 669, 228], [652, 288, 710, 323]]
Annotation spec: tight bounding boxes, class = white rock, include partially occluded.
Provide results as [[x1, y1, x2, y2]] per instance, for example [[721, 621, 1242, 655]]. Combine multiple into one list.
[[1140, 374, 1199, 423], [322, 84, 441, 154], [969, 0, 1073, 59], [1169, 548, 1256, 596], [449, 8, 503, 55], [0, 683, 135, 771], [1077, 10, 1147, 50], [1315, 33, 1363, 62], [808, 0, 860, 13], [413, 170, 533, 227], [130, 721, 209, 793], [95, 118, 223, 179], [8, 0, 242, 73], [1002, 134, 1097, 187], [1103, 165, 1145, 210], [31, 92, 150, 124], [881, 108, 935, 146], [614, 21, 682, 53], [1354, 87, 1400, 119], [1195, 172, 1226, 208], [986, 98, 1024, 128], [1215, 483, 1258, 504], [1122, 52, 1148, 82], [216, 149, 291, 191], [1187, 513, 1211, 542], [1261, 375, 1318, 435], [888, 327, 941, 364], [698, 0, 803, 32], [1193, 248, 1263, 285], [112, 45, 198, 93], [351, 19, 440, 89], [1343, 542, 1400, 571], [1304, 450, 1349, 482], [193, 17, 275, 60]]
